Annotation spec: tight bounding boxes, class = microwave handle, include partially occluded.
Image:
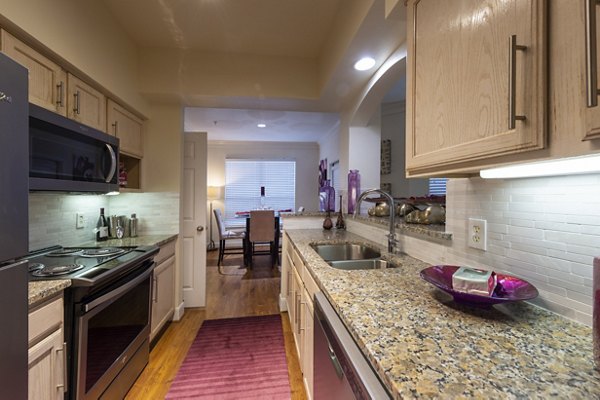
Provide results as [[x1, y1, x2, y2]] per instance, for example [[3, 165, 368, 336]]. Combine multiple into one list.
[[105, 144, 117, 183]]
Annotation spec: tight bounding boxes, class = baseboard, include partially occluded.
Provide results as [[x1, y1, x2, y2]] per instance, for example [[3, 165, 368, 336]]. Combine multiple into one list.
[[173, 301, 185, 321], [279, 294, 287, 312]]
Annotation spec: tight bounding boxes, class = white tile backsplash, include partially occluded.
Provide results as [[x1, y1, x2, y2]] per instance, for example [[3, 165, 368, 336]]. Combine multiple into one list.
[[345, 175, 600, 327], [29, 192, 179, 250]]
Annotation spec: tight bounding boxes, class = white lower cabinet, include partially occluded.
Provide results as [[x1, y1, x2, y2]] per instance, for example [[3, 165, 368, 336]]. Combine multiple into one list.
[[150, 240, 176, 342], [28, 296, 65, 400], [282, 232, 317, 400]]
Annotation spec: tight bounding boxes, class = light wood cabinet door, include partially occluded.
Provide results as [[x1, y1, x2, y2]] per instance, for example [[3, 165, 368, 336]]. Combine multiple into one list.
[[151, 254, 176, 342], [28, 329, 66, 400], [406, 0, 546, 177], [0, 30, 67, 116], [302, 288, 314, 400], [107, 99, 144, 157], [67, 73, 106, 132]]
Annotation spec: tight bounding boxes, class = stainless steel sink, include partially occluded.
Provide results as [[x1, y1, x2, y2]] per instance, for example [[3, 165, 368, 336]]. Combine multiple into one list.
[[327, 259, 396, 270], [310, 243, 380, 261]]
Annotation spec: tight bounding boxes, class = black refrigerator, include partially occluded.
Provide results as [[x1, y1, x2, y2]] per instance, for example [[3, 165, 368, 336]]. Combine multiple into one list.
[[0, 52, 29, 399]]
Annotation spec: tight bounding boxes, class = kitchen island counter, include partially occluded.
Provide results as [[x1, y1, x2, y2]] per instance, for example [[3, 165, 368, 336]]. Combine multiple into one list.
[[286, 229, 600, 398]]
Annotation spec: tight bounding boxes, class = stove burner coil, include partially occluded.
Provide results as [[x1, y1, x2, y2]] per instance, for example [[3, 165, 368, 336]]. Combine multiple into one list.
[[28, 263, 44, 272], [32, 264, 85, 277], [81, 248, 125, 258], [46, 248, 82, 257]]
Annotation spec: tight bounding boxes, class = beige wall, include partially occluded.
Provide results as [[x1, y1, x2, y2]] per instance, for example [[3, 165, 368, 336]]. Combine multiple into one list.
[[0, 0, 148, 115], [142, 104, 183, 192]]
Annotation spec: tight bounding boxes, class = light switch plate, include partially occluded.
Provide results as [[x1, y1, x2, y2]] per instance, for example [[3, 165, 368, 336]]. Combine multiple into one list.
[[468, 218, 487, 251]]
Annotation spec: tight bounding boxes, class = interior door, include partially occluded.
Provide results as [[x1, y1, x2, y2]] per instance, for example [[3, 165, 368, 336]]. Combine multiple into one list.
[[181, 132, 207, 307]]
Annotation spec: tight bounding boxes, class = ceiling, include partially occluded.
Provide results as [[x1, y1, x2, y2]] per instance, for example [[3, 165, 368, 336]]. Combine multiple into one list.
[[102, 0, 406, 142]]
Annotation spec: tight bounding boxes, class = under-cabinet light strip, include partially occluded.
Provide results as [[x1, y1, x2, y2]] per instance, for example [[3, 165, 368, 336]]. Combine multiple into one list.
[[480, 154, 600, 179]]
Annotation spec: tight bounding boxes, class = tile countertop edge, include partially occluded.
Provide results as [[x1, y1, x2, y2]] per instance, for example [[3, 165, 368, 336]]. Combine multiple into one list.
[[29, 280, 71, 307], [285, 229, 600, 399]]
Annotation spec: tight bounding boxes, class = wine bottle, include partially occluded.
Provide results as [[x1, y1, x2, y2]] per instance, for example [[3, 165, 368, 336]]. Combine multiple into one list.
[[96, 208, 109, 241]]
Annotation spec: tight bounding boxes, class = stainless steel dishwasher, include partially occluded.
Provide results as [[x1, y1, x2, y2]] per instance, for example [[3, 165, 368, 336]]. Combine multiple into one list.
[[314, 292, 391, 399]]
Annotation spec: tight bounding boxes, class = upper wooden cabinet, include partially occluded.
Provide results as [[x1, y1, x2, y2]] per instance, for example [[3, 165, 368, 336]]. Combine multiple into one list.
[[0, 30, 67, 116], [107, 99, 143, 158], [67, 73, 106, 132], [405, 0, 547, 177]]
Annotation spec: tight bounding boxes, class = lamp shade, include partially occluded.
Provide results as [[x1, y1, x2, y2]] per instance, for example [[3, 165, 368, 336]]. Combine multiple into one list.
[[207, 186, 222, 200]]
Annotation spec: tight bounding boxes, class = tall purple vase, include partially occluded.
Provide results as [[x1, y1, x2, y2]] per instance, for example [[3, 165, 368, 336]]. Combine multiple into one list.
[[594, 257, 600, 369], [319, 180, 335, 212], [347, 170, 360, 214]]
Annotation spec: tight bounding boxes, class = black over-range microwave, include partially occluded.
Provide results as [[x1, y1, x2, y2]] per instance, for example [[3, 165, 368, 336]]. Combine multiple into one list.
[[29, 104, 119, 193]]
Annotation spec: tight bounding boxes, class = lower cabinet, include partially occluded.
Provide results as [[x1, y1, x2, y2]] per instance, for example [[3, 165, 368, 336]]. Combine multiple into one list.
[[282, 233, 317, 400], [28, 296, 66, 400], [150, 239, 176, 342]]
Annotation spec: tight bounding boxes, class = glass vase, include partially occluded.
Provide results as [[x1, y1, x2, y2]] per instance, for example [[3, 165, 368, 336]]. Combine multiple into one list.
[[319, 180, 335, 212], [348, 170, 360, 214]]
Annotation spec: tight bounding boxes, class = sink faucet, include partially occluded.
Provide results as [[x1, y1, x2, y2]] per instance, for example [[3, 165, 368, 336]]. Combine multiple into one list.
[[353, 189, 399, 254]]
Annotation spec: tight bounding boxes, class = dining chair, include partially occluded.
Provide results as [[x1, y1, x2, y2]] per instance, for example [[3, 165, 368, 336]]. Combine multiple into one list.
[[246, 210, 278, 267], [213, 209, 245, 267]]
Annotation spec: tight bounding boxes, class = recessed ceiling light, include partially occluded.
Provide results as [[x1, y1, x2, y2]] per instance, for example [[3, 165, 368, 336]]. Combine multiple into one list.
[[354, 57, 376, 71], [257, 123, 266, 128]]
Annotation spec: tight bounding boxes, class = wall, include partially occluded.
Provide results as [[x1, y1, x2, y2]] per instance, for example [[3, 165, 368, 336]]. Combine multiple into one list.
[[348, 175, 600, 326], [0, 0, 148, 115], [380, 102, 428, 197], [349, 109, 381, 194], [29, 192, 179, 250], [142, 104, 184, 192]]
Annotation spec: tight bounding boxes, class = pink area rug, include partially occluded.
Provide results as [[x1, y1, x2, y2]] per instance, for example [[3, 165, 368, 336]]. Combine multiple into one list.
[[166, 315, 291, 399]]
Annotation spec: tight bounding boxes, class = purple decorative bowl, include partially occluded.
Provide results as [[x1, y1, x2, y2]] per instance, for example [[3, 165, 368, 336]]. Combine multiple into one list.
[[420, 265, 539, 306]]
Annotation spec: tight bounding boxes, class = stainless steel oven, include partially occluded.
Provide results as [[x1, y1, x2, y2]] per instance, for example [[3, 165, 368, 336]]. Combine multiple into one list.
[[74, 265, 153, 399], [27, 245, 158, 399]]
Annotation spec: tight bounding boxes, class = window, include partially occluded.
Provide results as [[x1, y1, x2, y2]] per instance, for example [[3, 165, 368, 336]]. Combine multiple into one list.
[[224, 159, 296, 226], [429, 178, 448, 196]]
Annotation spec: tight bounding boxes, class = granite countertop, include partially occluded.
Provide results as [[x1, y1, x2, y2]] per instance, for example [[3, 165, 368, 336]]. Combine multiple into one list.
[[79, 233, 178, 248], [282, 212, 452, 241], [29, 280, 70, 307], [286, 229, 600, 398], [28, 234, 177, 306]]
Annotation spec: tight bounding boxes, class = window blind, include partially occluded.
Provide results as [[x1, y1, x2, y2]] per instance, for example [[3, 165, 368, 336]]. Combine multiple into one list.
[[429, 178, 448, 196], [224, 159, 296, 226]]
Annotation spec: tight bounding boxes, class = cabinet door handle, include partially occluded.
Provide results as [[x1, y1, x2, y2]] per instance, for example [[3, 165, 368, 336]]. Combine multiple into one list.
[[112, 120, 118, 135], [586, 0, 600, 107], [508, 35, 527, 129], [56, 343, 68, 392], [152, 276, 158, 302], [56, 82, 64, 107], [73, 90, 80, 114]]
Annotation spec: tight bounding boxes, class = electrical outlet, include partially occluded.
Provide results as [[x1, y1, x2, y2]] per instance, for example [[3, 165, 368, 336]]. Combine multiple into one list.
[[76, 212, 85, 229], [468, 218, 487, 251]]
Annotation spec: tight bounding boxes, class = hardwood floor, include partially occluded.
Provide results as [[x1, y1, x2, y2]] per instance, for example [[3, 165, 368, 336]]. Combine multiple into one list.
[[125, 249, 306, 400]]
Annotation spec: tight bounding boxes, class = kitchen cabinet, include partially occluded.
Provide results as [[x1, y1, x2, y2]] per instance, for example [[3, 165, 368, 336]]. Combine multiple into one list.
[[28, 296, 66, 400], [405, 0, 546, 177], [150, 239, 176, 342], [107, 99, 144, 158], [282, 233, 318, 399], [67, 73, 106, 132], [0, 30, 67, 116]]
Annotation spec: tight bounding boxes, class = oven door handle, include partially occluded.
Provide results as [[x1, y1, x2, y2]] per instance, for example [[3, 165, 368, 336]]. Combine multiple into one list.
[[84, 263, 154, 313]]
